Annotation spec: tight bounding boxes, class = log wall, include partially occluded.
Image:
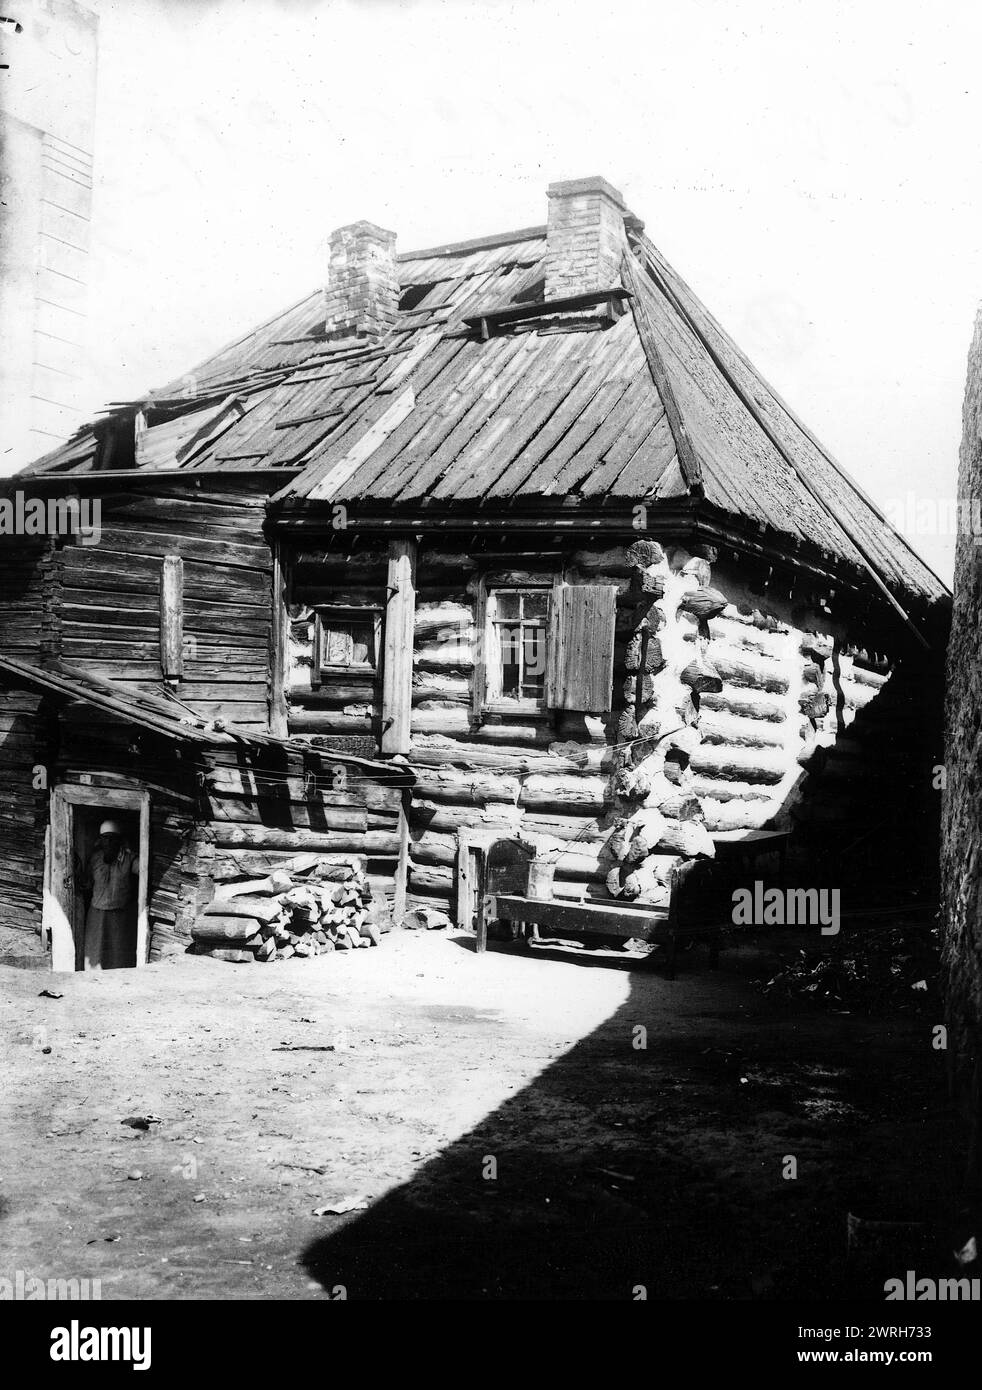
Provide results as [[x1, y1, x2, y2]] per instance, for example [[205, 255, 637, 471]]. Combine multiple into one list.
[[609, 543, 934, 896], [407, 547, 625, 914], [286, 535, 935, 923], [0, 499, 941, 964], [194, 746, 406, 942], [52, 728, 406, 961], [287, 546, 385, 744]]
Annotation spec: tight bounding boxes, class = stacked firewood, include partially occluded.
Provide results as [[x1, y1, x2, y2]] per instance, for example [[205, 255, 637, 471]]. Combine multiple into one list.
[[191, 855, 380, 963]]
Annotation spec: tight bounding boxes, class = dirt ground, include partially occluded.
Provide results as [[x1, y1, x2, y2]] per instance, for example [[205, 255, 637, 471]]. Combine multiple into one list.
[[0, 930, 964, 1301]]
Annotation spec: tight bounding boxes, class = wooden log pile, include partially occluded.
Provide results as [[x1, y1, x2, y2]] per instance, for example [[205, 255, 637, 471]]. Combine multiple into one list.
[[191, 854, 380, 962]]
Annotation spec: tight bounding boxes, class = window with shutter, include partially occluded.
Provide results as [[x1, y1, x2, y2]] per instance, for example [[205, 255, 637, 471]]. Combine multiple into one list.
[[545, 584, 617, 712], [474, 580, 616, 715]]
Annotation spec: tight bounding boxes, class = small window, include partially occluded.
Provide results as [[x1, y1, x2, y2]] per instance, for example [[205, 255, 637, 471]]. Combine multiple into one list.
[[485, 587, 550, 708], [312, 606, 381, 686]]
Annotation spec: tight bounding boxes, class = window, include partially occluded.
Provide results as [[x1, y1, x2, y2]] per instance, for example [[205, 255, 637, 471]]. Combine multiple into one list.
[[486, 588, 550, 707], [312, 606, 381, 685], [475, 578, 617, 716]]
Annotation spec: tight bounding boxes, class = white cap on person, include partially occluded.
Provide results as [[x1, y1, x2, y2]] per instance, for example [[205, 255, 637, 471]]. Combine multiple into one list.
[[98, 819, 122, 836]]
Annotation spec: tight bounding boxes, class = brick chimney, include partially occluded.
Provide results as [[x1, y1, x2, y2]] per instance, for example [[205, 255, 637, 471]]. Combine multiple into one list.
[[324, 220, 399, 340], [545, 176, 627, 300]]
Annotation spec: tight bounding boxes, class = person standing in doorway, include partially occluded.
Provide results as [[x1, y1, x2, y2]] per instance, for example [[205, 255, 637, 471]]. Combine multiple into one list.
[[82, 820, 139, 970]]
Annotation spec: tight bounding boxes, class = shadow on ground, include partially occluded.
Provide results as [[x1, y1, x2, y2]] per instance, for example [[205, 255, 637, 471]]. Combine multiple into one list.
[[302, 936, 962, 1300]]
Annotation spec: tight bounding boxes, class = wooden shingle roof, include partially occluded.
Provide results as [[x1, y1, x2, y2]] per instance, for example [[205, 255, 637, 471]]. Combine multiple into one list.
[[21, 216, 947, 607]]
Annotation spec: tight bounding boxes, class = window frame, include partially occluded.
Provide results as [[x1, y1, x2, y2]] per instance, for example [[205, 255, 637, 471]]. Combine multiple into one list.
[[311, 605, 383, 687], [475, 577, 555, 717]]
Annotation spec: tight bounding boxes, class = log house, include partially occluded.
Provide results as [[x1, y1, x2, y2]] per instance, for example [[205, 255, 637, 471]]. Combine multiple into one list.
[[0, 176, 950, 968]]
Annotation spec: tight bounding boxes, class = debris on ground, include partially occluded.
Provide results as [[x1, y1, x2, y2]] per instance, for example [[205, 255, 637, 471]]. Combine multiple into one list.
[[312, 1195, 369, 1216], [401, 906, 453, 931], [756, 917, 939, 1013]]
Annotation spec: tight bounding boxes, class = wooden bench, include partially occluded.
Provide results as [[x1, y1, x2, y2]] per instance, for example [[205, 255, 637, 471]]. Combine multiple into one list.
[[469, 829, 793, 975], [478, 858, 709, 977]]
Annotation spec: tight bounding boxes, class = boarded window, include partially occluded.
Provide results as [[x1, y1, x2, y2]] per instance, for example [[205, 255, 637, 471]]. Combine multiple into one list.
[[545, 584, 617, 712], [312, 607, 381, 686]]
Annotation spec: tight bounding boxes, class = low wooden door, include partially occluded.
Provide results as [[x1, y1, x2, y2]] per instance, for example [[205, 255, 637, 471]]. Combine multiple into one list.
[[43, 784, 150, 972]]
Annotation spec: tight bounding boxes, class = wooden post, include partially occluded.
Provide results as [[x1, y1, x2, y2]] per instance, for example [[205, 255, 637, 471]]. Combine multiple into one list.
[[472, 576, 489, 719], [381, 538, 417, 755], [269, 541, 288, 737], [475, 893, 489, 954], [159, 555, 184, 680]]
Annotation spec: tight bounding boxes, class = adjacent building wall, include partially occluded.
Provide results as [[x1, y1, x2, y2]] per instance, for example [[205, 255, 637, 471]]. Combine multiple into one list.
[[942, 305, 982, 1137], [0, 0, 98, 471]]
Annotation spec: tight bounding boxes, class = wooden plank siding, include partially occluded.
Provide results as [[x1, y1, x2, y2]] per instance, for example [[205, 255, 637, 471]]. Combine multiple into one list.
[[53, 488, 274, 729], [0, 542, 55, 952], [0, 493, 412, 965]]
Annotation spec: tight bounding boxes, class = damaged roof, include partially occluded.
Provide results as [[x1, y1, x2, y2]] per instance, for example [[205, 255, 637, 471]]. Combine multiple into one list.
[[21, 215, 947, 607], [0, 654, 255, 746], [0, 654, 416, 781]]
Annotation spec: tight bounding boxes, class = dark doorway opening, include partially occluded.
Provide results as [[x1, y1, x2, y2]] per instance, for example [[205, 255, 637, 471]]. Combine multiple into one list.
[[72, 806, 140, 970]]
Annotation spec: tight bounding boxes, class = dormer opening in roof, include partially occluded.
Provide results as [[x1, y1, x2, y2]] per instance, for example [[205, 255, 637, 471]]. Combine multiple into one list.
[[545, 176, 627, 300], [324, 220, 399, 342]]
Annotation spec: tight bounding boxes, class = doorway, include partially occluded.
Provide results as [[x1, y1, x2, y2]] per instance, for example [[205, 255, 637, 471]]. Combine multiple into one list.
[[43, 784, 150, 972]]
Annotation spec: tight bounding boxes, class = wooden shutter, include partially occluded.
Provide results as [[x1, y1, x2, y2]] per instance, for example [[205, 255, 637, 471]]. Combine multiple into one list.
[[546, 584, 616, 711]]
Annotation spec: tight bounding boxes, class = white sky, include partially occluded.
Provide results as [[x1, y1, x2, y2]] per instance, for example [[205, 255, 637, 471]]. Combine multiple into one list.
[[80, 0, 982, 584]]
